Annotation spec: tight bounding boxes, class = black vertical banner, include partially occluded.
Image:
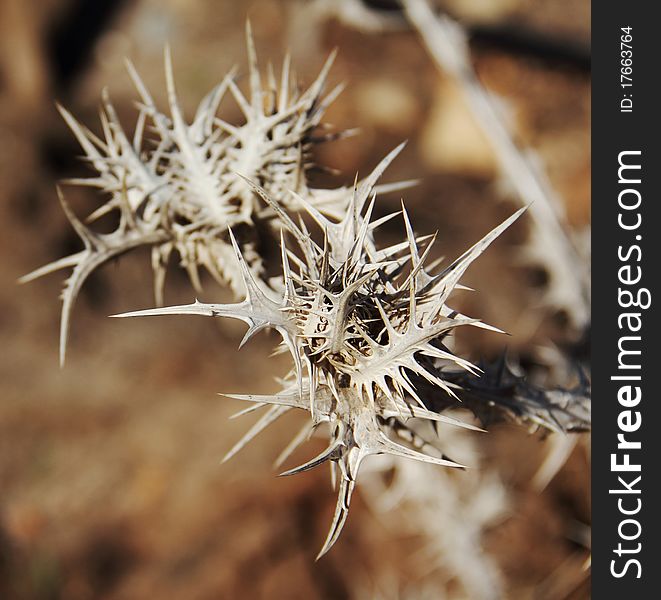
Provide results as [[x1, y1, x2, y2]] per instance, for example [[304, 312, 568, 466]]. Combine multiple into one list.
[[593, 3, 661, 595]]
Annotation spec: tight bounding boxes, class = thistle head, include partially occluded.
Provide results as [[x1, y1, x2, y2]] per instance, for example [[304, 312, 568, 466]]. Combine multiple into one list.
[[20, 23, 352, 366], [116, 148, 525, 556]]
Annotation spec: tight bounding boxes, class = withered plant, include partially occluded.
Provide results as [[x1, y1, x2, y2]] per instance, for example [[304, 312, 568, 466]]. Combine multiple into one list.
[[23, 23, 590, 562]]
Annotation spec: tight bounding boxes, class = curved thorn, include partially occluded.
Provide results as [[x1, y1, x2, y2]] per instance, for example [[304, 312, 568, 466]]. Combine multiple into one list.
[[316, 477, 355, 560], [278, 441, 341, 477]]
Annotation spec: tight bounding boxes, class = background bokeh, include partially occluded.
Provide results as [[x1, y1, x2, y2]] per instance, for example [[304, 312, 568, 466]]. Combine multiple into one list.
[[1, 1, 589, 598]]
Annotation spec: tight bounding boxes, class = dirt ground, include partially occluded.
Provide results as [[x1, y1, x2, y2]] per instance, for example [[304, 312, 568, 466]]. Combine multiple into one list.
[[0, 1, 590, 598]]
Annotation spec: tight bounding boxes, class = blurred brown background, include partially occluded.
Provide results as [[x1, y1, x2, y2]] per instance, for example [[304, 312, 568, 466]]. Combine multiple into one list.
[[1, 0, 589, 598]]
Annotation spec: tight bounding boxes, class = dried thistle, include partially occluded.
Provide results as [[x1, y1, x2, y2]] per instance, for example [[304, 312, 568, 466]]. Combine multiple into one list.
[[19, 23, 379, 366], [21, 20, 591, 565], [115, 146, 525, 557]]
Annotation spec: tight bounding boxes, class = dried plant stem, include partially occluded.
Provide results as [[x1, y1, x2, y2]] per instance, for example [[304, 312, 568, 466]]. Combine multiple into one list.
[[402, 0, 589, 330]]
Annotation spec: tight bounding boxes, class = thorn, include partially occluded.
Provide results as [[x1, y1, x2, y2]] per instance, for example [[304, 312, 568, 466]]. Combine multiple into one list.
[[316, 477, 355, 560], [278, 442, 340, 477]]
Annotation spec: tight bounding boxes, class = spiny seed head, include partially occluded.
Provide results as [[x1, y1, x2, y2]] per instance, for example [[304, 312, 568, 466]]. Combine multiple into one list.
[[20, 23, 371, 367], [116, 148, 525, 557]]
